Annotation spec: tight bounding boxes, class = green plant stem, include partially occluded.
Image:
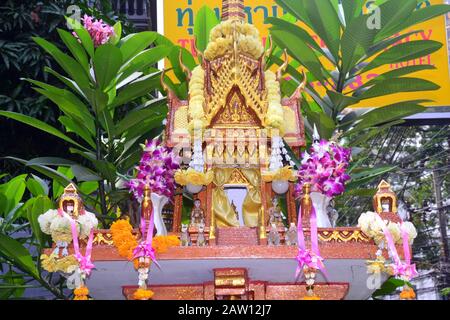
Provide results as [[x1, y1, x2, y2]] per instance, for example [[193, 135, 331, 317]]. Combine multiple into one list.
[[95, 119, 108, 222]]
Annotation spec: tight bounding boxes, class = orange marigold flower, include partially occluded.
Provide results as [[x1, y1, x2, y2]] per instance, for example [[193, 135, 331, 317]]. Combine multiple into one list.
[[134, 288, 154, 300], [302, 295, 321, 300], [74, 286, 89, 296]]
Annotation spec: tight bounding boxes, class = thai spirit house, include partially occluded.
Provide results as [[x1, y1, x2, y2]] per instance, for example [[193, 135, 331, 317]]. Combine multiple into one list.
[[163, 0, 306, 245]]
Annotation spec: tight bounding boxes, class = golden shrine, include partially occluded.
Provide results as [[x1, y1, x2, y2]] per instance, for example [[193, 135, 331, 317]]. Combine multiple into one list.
[[43, 0, 413, 301], [163, 0, 306, 245]]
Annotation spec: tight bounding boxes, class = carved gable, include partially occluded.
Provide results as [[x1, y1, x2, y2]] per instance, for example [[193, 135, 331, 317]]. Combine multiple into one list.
[[211, 85, 261, 128]]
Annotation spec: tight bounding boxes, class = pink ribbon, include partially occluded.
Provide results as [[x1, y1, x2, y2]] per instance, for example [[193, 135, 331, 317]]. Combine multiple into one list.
[[132, 207, 160, 269], [296, 204, 328, 281], [69, 218, 95, 276], [375, 216, 418, 281]]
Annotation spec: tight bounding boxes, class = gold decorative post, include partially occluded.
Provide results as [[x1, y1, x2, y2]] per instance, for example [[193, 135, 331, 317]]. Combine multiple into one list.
[[209, 208, 216, 243], [142, 185, 152, 237], [259, 207, 266, 241], [301, 183, 312, 228]]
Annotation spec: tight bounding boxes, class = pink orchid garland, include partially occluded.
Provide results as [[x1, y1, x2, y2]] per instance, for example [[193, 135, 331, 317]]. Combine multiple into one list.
[[128, 139, 180, 201], [296, 140, 352, 198]]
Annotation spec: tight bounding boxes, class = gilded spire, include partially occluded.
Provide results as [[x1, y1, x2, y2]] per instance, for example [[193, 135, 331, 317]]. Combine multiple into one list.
[[222, 0, 246, 22]]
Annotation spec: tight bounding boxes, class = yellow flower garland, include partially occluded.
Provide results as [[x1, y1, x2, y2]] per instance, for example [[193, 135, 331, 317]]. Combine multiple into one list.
[[174, 169, 214, 186], [40, 254, 79, 273], [261, 166, 297, 183]]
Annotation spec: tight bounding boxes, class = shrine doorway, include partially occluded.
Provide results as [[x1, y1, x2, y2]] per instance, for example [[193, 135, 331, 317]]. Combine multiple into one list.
[[224, 186, 248, 226], [211, 168, 262, 228]]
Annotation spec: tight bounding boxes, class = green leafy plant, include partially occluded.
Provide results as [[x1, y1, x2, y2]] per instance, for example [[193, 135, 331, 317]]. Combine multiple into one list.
[[0, 18, 175, 225], [267, 0, 449, 142], [267, 0, 450, 190], [0, 174, 68, 300]]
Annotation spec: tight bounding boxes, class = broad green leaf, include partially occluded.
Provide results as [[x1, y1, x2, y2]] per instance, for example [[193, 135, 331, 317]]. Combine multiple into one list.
[[71, 165, 102, 182], [361, 40, 443, 74], [30, 174, 49, 196], [341, 14, 378, 79], [0, 112, 88, 152], [79, 181, 99, 196], [270, 28, 330, 84], [373, 277, 411, 298], [0, 271, 25, 299], [93, 44, 123, 91], [114, 99, 167, 136], [57, 28, 89, 72], [26, 157, 77, 167], [66, 17, 95, 57], [52, 167, 75, 199], [301, 0, 342, 61], [111, 21, 122, 45], [26, 178, 46, 197], [109, 72, 162, 109], [357, 65, 436, 90], [357, 78, 439, 100], [25, 79, 95, 134], [58, 116, 96, 149], [304, 108, 336, 140], [376, 3, 450, 42], [44, 67, 88, 100], [374, 0, 418, 41], [3, 174, 27, 215], [28, 196, 54, 248], [327, 91, 360, 112], [350, 101, 426, 133], [4, 157, 76, 196], [194, 5, 220, 53], [119, 32, 157, 62], [267, 17, 332, 63], [118, 45, 172, 84], [32, 37, 90, 88], [91, 160, 117, 183], [0, 233, 39, 279], [341, 0, 366, 25]]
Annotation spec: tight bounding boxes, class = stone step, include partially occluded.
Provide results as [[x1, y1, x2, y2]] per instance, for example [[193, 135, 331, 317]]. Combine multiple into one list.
[[216, 227, 259, 246]]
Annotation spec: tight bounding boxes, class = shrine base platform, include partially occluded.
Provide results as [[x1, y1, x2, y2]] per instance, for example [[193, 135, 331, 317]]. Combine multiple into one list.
[[77, 237, 390, 300]]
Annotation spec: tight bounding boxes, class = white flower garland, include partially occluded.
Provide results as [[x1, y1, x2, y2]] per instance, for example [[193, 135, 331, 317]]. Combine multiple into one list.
[[358, 211, 417, 245], [38, 209, 98, 242], [205, 21, 264, 61], [188, 66, 207, 131], [265, 70, 284, 133]]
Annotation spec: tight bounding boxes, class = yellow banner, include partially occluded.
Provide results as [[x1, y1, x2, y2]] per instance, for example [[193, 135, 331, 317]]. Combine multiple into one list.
[[162, 0, 450, 108]]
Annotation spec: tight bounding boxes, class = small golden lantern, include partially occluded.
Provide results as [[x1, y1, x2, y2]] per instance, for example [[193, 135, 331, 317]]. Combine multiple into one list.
[[373, 180, 397, 214], [59, 183, 84, 218]]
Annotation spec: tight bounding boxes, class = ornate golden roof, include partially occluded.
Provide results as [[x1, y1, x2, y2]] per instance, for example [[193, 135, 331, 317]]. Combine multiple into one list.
[[163, 0, 306, 148]]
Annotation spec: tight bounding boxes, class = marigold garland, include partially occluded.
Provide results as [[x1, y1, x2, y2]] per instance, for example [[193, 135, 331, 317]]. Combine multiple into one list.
[[111, 220, 181, 268], [111, 219, 138, 267], [74, 286, 89, 300], [134, 288, 154, 300], [400, 286, 416, 300]]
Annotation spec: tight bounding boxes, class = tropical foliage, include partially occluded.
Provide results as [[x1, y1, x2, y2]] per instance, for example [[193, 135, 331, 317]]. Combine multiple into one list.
[[0, 17, 175, 225], [266, 0, 450, 193]]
